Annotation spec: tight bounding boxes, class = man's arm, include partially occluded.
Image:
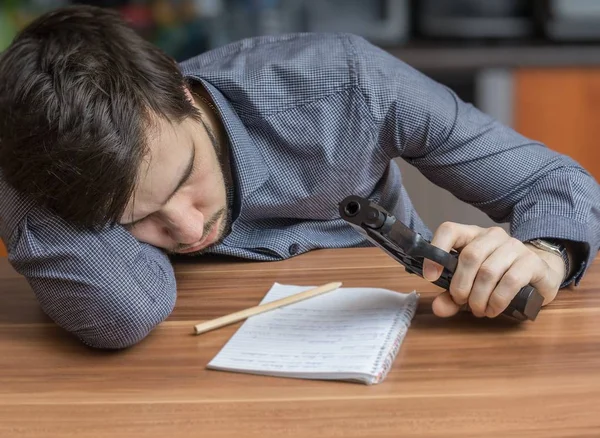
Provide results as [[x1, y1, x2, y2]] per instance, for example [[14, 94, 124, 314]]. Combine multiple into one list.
[[0, 174, 177, 348], [346, 34, 599, 314]]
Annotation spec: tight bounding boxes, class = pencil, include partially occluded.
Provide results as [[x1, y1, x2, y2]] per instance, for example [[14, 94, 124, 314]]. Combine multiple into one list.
[[193, 281, 343, 335]]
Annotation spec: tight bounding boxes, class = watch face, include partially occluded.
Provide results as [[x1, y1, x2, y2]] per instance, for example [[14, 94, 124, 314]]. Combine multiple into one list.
[[531, 239, 562, 254], [546, 239, 565, 251], [542, 239, 558, 249]]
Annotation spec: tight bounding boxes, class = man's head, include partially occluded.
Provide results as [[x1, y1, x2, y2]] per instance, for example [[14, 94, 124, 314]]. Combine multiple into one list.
[[0, 5, 230, 255]]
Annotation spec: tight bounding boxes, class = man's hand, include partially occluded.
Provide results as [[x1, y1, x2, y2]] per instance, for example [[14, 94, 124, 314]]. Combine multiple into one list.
[[422, 222, 566, 318]]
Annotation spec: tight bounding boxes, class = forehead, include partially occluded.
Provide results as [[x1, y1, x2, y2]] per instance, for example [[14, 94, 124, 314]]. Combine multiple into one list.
[[120, 117, 193, 222]]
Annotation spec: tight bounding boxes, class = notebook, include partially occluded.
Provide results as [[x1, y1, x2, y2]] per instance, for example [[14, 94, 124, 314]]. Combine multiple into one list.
[[207, 283, 419, 385]]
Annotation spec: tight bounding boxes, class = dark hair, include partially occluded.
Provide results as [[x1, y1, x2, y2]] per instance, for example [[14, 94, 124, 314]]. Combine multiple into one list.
[[0, 5, 200, 228]]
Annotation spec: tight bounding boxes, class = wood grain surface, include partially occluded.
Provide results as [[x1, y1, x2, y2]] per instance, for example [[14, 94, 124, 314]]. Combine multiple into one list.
[[1, 247, 599, 437]]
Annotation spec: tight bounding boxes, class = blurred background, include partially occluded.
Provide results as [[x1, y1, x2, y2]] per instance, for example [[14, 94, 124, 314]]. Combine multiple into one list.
[[1, 0, 599, 234]]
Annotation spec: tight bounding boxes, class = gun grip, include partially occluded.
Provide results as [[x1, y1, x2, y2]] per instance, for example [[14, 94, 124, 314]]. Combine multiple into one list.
[[433, 264, 543, 322], [501, 285, 544, 321]]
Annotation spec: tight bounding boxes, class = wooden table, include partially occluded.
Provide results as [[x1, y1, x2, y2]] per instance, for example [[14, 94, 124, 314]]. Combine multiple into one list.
[[1, 247, 599, 437]]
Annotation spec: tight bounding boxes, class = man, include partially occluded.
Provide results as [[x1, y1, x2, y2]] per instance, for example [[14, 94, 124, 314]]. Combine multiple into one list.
[[0, 5, 598, 349]]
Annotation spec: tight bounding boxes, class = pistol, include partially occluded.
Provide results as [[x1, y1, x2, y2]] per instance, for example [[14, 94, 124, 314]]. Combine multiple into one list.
[[338, 195, 544, 322]]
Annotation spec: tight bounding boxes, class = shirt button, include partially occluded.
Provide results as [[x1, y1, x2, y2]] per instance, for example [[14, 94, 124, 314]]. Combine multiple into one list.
[[288, 243, 300, 255]]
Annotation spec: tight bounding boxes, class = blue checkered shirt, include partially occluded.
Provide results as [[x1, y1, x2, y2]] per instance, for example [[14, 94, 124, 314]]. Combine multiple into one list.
[[1, 33, 599, 349]]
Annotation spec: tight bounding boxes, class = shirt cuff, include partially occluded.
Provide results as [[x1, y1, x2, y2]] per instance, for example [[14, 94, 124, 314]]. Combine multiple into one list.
[[511, 214, 594, 287]]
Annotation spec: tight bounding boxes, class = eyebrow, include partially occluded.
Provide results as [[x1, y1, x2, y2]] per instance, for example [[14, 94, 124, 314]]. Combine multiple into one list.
[[122, 142, 196, 226]]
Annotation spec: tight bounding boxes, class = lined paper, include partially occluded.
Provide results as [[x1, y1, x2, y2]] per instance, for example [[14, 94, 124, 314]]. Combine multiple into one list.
[[207, 283, 419, 384]]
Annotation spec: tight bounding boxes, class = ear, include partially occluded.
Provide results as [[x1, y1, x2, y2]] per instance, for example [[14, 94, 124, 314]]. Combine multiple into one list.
[[184, 86, 195, 104]]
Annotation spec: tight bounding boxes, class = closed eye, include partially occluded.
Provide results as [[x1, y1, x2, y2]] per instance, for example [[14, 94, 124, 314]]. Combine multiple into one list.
[[120, 139, 197, 228]]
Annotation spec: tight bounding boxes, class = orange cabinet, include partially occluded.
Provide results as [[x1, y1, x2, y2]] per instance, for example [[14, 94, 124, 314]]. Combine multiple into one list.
[[514, 68, 600, 182]]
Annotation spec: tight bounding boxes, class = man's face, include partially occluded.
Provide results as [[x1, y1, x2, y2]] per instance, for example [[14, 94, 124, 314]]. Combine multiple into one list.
[[119, 104, 230, 255]]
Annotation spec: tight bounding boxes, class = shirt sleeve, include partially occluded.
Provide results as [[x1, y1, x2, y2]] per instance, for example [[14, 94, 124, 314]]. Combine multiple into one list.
[[346, 34, 600, 286], [0, 173, 177, 348]]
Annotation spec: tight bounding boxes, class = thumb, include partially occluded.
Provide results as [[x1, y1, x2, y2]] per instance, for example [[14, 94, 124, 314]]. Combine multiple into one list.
[[432, 291, 461, 317]]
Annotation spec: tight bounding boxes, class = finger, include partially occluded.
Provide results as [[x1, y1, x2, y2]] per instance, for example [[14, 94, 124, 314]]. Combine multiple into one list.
[[467, 237, 523, 317], [423, 222, 482, 282], [526, 254, 562, 302], [448, 226, 511, 307], [485, 252, 549, 318], [432, 290, 461, 317]]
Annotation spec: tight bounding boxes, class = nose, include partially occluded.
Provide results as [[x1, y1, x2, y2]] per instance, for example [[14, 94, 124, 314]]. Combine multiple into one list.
[[162, 205, 205, 245]]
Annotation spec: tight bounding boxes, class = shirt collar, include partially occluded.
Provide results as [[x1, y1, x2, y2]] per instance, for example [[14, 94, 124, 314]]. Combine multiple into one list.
[[183, 76, 270, 211]]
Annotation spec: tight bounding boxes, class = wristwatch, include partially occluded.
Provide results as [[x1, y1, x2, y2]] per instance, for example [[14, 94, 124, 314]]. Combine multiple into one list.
[[527, 238, 570, 284]]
